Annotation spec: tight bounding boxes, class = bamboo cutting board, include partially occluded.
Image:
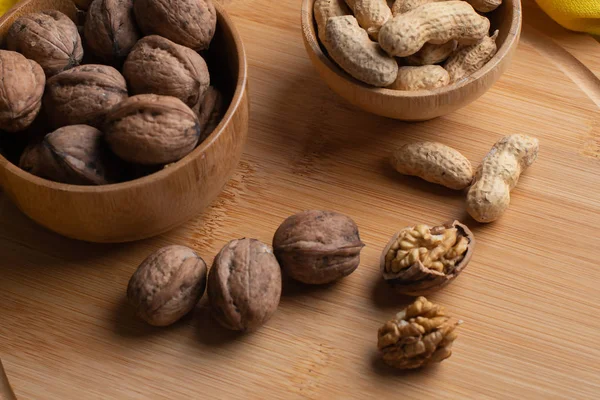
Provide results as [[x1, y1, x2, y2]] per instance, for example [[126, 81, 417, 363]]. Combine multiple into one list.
[[1, 0, 599, 398]]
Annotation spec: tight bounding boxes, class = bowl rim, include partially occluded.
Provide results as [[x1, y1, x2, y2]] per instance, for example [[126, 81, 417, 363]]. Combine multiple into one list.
[[0, 0, 248, 194], [300, 0, 522, 98]]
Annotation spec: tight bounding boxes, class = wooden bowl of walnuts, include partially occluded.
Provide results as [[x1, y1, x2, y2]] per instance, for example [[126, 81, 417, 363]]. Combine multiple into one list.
[[301, 0, 521, 121], [0, 0, 248, 242]]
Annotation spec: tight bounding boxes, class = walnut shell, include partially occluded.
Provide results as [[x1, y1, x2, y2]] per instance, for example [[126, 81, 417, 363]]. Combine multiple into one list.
[[208, 238, 282, 332], [123, 35, 209, 108], [45, 125, 117, 184], [44, 64, 128, 128], [19, 140, 62, 180], [380, 221, 475, 296], [127, 245, 208, 327], [133, 0, 216, 51], [19, 125, 118, 185], [6, 10, 83, 77], [104, 94, 201, 165], [84, 0, 140, 64], [196, 86, 224, 142], [273, 210, 365, 284], [0, 50, 45, 132]]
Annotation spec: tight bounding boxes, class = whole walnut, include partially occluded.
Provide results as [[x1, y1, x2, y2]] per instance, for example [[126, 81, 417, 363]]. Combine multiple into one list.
[[196, 86, 224, 141], [6, 10, 83, 77], [19, 125, 118, 185], [0, 50, 45, 132], [84, 0, 140, 64], [19, 140, 62, 180], [208, 238, 282, 332], [273, 210, 365, 284], [44, 64, 128, 128], [123, 35, 209, 108], [127, 245, 208, 327], [104, 94, 201, 165], [133, 0, 216, 51]]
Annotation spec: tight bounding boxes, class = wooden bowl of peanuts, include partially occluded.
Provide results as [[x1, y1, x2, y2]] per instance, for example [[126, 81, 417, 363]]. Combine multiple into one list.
[[301, 0, 521, 121]]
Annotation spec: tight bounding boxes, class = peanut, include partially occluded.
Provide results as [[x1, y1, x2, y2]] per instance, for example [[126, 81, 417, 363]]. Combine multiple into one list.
[[378, 1, 490, 57], [405, 40, 457, 65], [444, 30, 498, 82], [465, 0, 501, 13], [325, 16, 398, 87], [314, 0, 351, 44], [391, 0, 449, 15], [389, 65, 449, 91], [344, 0, 392, 40], [466, 134, 539, 223], [391, 142, 473, 189]]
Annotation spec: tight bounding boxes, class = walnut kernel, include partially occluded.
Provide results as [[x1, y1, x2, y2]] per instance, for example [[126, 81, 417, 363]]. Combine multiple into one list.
[[381, 221, 474, 295], [377, 297, 462, 369]]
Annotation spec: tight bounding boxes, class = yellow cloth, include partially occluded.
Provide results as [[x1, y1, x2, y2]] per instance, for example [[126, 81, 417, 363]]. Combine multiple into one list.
[[0, 0, 18, 16], [536, 0, 600, 35]]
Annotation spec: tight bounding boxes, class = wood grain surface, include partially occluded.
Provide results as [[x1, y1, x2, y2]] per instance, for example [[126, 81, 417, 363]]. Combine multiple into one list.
[[1, 0, 599, 398]]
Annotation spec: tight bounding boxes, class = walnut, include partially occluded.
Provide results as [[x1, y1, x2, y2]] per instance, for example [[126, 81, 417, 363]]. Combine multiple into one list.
[[133, 0, 216, 51], [127, 245, 208, 326], [6, 10, 83, 77], [377, 297, 462, 369], [19, 140, 61, 180], [0, 50, 45, 132], [19, 125, 118, 185], [84, 0, 141, 64], [44, 64, 128, 128], [273, 210, 365, 284], [196, 86, 224, 142], [381, 221, 475, 295], [207, 238, 282, 332], [123, 35, 209, 108], [104, 94, 201, 165]]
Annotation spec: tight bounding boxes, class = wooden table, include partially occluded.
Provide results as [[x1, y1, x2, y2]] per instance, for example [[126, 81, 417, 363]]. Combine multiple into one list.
[[1, 1, 599, 398]]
